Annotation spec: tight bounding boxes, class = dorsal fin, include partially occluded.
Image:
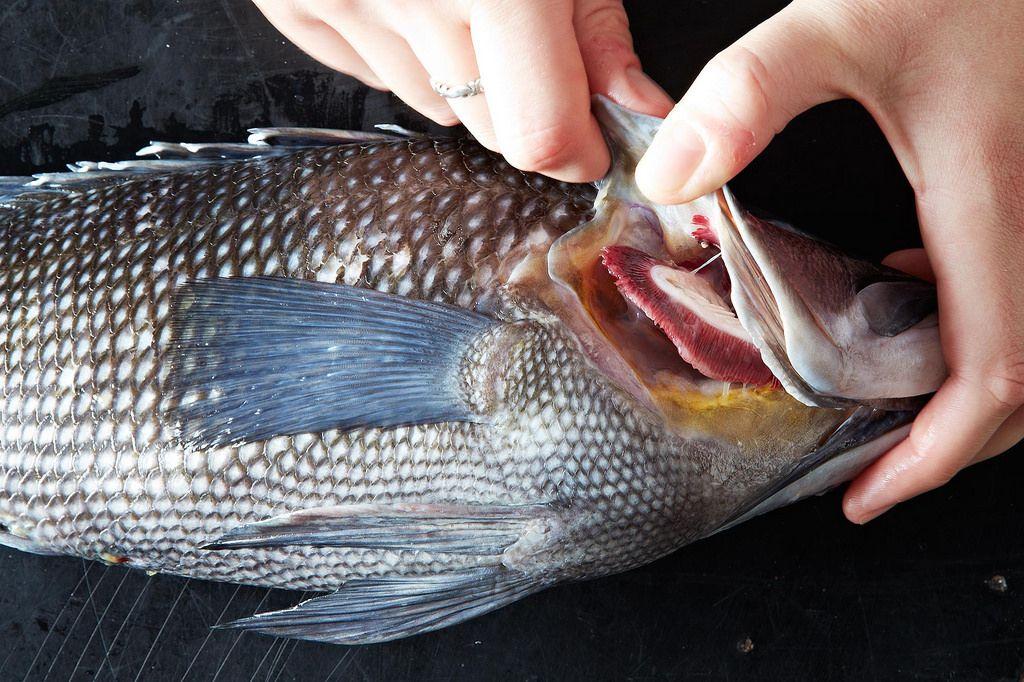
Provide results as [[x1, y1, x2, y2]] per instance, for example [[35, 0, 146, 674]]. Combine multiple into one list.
[[0, 177, 48, 204], [0, 125, 413, 210], [246, 125, 412, 147], [137, 126, 406, 160]]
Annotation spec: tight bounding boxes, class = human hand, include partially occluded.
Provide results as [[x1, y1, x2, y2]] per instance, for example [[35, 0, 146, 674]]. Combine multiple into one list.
[[253, 0, 673, 181], [634, 0, 1024, 523]]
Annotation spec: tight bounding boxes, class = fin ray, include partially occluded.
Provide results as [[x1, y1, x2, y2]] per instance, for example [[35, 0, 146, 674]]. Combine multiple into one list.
[[221, 568, 542, 644], [0, 125, 408, 209], [202, 503, 556, 554], [167, 277, 495, 447]]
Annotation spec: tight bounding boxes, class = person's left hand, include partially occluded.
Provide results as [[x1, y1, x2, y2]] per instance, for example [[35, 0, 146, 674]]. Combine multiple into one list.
[[253, 0, 673, 181], [634, 0, 1024, 524]]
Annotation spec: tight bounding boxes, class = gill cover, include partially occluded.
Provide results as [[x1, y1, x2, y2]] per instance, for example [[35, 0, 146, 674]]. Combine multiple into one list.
[[546, 99, 848, 454], [551, 97, 945, 419]]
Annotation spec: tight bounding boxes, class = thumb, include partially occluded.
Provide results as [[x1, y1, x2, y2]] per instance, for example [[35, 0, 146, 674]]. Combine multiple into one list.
[[636, 4, 855, 204], [573, 0, 674, 117]]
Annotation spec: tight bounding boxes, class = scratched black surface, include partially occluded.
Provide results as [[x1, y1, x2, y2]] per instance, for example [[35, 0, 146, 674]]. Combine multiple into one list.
[[0, 1, 1022, 680]]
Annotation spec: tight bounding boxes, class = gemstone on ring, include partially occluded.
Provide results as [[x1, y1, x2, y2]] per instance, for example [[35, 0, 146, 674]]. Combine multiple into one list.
[[429, 77, 484, 99]]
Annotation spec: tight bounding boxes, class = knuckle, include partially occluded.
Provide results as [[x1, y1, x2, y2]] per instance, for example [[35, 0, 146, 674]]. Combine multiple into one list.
[[981, 356, 1024, 410], [814, 0, 916, 96], [827, 0, 913, 56], [501, 123, 578, 173], [415, 102, 457, 126], [904, 422, 936, 464], [581, 33, 638, 70], [355, 75, 387, 91], [922, 465, 959, 491], [322, 0, 360, 13], [699, 45, 774, 130], [577, 0, 631, 34], [576, 3, 635, 59], [432, 110, 460, 127], [903, 427, 959, 489]]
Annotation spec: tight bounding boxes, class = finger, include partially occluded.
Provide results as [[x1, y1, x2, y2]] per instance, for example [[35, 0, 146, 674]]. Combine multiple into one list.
[[321, 18, 457, 126], [843, 372, 1018, 523], [844, 151, 1024, 523], [976, 404, 1024, 462], [400, 17, 499, 149], [253, 1, 384, 89], [636, 4, 854, 204], [471, 0, 609, 182], [573, 0, 673, 117], [881, 248, 934, 282]]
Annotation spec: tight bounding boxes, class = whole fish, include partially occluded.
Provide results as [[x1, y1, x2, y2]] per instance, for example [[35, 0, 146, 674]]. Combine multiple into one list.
[[0, 99, 944, 644]]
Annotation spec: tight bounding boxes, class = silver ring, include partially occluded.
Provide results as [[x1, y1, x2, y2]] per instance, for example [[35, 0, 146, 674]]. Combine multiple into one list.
[[430, 77, 484, 99]]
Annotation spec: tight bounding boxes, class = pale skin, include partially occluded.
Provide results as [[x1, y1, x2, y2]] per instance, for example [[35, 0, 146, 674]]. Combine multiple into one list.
[[255, 0, 1024, 524]]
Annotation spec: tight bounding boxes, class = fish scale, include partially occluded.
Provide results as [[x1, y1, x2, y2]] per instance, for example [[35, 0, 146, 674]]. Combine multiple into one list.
[[0, 103, 930, 643], [0, 136, 716, 592]]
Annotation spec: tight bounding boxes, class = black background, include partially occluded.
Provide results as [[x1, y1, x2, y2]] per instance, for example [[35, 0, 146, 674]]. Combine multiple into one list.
[[0, 1, 1021, 680]]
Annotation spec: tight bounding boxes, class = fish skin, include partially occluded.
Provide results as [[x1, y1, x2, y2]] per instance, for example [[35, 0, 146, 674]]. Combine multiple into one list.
[[0, 136, 751, 588], [0, 126, 909, 643]]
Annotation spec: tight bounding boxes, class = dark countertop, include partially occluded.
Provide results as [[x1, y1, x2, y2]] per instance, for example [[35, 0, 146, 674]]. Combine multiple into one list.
[[0, 1, 1021, 680]]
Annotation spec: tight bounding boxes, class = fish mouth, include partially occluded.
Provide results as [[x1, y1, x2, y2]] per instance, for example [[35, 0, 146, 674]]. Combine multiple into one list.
[[546, 96, 942, 452], [564, 98, 830, 402], [588, 188, 797, 397], [591, 185, 943, 410]]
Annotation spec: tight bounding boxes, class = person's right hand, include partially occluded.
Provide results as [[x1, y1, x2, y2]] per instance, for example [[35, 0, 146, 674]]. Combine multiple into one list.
[[253, 0, 672, 182]]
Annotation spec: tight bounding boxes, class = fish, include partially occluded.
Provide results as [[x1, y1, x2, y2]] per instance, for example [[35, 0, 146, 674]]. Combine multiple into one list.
[[0, 98, 945, 645]]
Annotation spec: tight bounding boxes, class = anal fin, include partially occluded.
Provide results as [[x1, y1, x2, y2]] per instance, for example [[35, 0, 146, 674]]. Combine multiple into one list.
[[208, 503, 561, 644], [221, 568, 543, 645]]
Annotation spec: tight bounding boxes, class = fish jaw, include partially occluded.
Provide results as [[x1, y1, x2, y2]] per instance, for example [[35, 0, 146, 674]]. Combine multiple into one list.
[[711, 187, 946, 406]]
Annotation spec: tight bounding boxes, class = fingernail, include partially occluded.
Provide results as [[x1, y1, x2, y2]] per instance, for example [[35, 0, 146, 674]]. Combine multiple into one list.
[[852, 503, 896, 525], [623, 66, 673, 115], [635, 116, 705, 204]]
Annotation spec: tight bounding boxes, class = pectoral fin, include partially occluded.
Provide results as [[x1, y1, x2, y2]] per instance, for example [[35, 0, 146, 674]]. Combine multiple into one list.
[[166, 277, 496, 447]]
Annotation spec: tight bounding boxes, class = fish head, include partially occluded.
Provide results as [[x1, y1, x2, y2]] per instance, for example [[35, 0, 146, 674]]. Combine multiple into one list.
[[707, 188, 945, 408], [544, 97, 946, 527]]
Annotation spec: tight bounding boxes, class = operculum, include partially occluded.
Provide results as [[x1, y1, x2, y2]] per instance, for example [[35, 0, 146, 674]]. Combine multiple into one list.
[[541, 99, 848, 445]]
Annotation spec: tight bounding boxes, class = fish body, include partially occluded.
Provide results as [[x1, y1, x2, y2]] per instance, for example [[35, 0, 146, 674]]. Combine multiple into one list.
[[0, 103, 940, 643]]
